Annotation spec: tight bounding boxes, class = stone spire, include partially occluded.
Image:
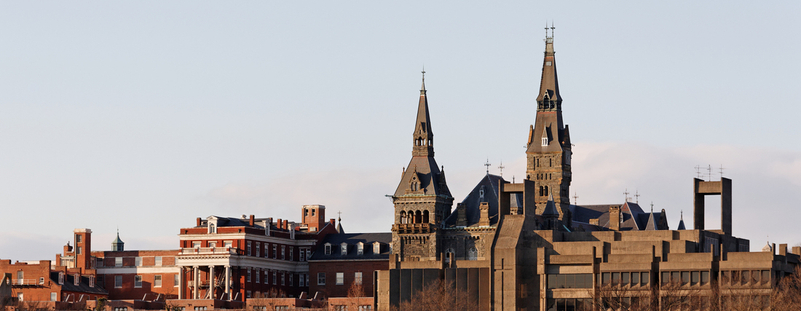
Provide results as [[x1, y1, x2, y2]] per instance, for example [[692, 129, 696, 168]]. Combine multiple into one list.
[[412, 69, 434, 157], [677, 210, 686, 230]]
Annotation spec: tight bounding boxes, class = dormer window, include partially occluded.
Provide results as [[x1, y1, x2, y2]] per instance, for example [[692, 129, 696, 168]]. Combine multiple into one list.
[[357, 242, 364, 255], [89, 276, 95, 288], [74, 274, 80, 286], [340, 243, 348, 255], [373, 242, 381, 254], [324, 243, 331, 255], [58, 272, 64, 285]]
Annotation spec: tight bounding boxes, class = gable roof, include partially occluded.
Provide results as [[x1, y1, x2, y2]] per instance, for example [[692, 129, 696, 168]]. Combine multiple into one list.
[[444, 174, 506, 227], [309, 232, 392, 261]]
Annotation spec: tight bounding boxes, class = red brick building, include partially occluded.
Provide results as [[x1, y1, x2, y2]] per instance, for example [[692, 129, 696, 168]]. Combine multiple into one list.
[[308, 232, 391, 299], [175, 204, 338, 302], [93, 248, 181, 300]]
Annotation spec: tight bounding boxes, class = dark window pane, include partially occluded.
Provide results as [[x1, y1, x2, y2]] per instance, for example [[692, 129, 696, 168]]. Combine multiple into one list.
[[762, 270, 770, 285], [672, 271, 680, 284], [631, 272, 639, 287], [547, 298, 556, 311], [742, 271, 750, 285], [691, 271, 699, 286], [661, 272, 669, 285], [621, 272, 630, 286], [612, 272, 620, 285], [557, 298, 566, 310], [722, 271, 730, 286], [751, 270, 758, 284], [641, 272, 649, 286], [566, 298, 575, 311], [701, 271, 709, 285], [682, 271, 690, 285], [602, 273, 610, 285], [548, 274, 556, 289], [564, 274, 574, 288], [557, 274, 565, 288]]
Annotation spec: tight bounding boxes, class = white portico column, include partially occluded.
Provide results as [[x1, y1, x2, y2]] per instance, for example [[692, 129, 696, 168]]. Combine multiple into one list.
[[193, 266, 199, 299], [178, 267, 184, 299], [208, 265, 215, 300], [225, 265, 231, 300]]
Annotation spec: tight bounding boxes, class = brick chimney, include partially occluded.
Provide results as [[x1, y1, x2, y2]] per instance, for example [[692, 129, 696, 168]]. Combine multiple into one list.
[[283, 220, 288, 230], [277, 219, 283, 230], [249, 215, 255, 227], [456, 203, 467, 227], [197, 217, 202, 227]]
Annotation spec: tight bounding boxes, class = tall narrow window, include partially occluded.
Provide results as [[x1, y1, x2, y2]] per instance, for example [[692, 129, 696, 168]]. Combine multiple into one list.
[[355, 272, 363, 285], [135, 257, 142, 267], [336, 272, 344, 285], [134, 275, 142, 288], [155, 256, 162, 266], [154, 275, 162, 287], [115, 275, 122, 288]]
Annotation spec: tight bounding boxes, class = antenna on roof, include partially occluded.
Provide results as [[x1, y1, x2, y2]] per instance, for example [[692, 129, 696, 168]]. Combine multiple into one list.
[[719, 164, 725, 179], [707, 165, 712, 181], [484, 158, 491, 175], [623, 189, 630, 203], [634, 190, 640, 204], [650, 202, 654, 213], [695, 165, 702, 179], [573, 192, 579, 205]]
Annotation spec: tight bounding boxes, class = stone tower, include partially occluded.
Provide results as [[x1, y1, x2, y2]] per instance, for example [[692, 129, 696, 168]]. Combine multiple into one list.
[[391, 71, 454, 262], [526, 28, 572, 223]]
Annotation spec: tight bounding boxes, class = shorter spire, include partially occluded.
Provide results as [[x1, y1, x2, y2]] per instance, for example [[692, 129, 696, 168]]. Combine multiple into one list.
[[421, 67, 426, 93]]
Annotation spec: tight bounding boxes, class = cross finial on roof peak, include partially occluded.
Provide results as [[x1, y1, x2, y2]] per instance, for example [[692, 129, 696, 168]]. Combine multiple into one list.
[[420, 67, 426, 92], [484, 158, 491, 175]]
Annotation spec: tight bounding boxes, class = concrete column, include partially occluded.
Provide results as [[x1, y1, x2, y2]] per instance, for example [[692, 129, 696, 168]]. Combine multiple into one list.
[[208, 265, 215, 300], [193, 266, 199, 300], [225, 265, 231, 300]]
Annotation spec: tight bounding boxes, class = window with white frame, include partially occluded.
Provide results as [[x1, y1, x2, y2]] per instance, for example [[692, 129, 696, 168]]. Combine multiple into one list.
[[193, 241, 201, 249], [224, 241, 232, 248], [272, 244, 276, 258], [155, 256, 162, 266], [324, 243, 332, 255], [17, 293, 22, 302], [255, 270, 260, 284], [281, 246, 285, 259], [357, 243, 364, 255], [134, 275, 142, 288], [39, 277, 44, 285], [154, 275, 162, 287], [89, 276, 94, 287], [317, 272, 325, 285], [59, 272, 64, 285], [174, 274, 180, 287], [77, 246, 82, 255], [115, 275, 122, 288], [336, 272, 344, 285], [135, 257, 142, 267], [300, 248, 306, 261], [256, 243, 260, 257], [289, 246, 293, 261], [355, 272, 362, 285], [299, 273, 305, 287], [209, 241, 216, 248], [247, 269, 251, 282], [51, 292, 57, 301], [373, 242, 381, 254], [247, 242, 252, 256], [341, 243, 348, 255], [273, 271, 277, 285], [281, 272, 285, 286], [115, 257, 122, 267], [74, 274, 80, 286]]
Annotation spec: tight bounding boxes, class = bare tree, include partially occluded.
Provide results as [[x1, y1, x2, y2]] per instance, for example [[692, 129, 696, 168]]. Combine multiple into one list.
[[391, 280, 478, 311]]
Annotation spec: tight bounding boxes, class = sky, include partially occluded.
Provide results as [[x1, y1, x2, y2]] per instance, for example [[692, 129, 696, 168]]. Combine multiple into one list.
[[1, 1, 800, 261]]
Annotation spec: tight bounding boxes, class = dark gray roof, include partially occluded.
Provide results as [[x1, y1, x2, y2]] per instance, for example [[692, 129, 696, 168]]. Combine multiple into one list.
[[51, 272, 108, 295], [444, 174, 506, 227], [309, 233, 391, 261], [542, 194, 559, 217], [677, 218, 686, 230], [570, 202, 664, 231]]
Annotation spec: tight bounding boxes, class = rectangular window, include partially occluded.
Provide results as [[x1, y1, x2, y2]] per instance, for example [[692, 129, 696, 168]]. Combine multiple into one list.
[[224, 241, 232, 248], [374, 243, 381, 254], [17, 293, 22, 302], [51, 292, 58, 301], [752, 270, 759, 284], [732, 271, 740, 286], [135, 257, 142, 267], [256, 270, 260, 284], [300, 248, 306, 261], [611, 272, 620, 285], [135, 275, 142, 288], [631, 272, 639, 287], [325, 244, 332, 255], [59, 273, 64, 284], [742, 270, 750, 285], [357, 244, 364, 255], [281, 273, 285, 286], [77, 246, 82, 255], [691, 271, 699, 286], [154, 275, 162, 287], [97, 258, 104, 268], [115, 257, 123, 267], [247, 269, 251, 282], [318, 272, 326, 285], [722, 270, 730, 286], [289, 273, 293, 286], [701, 271, 710, 285], [355, 272, 363, 285], [762, 270, 770, 285], [193, 241, 201, 248], [89, 276, 95, 287], [282, 246, 286, 259], [247, 242, 252, 256], [74, 274, 80, 286], [336, 272, 344, 285], [289, 246, 294, 261], [256, 243, 260, 257], [175, 274, 180, 287], [273, 271, 277, 285], [272, 244, 277, 258], [264, 270, 268, 284], [76, 235, 82, 243], [300, 273, 305, 287], [621, 272, 629, 285], [39, 277, 45, 285], [641, 272, 649, 286], [155, 256, 162, 266], [602, 272, 610, 285], [681, 271, 690, 285], [115, 275, 123, 288]]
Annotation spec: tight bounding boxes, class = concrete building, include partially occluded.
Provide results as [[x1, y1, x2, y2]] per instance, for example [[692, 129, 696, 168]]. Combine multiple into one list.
[[375, 29, 800, 311]]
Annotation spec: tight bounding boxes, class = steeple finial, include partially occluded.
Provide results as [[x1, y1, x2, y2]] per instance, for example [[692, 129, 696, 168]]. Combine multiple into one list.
[[412, 70, 434, 157], [421, 67, 426, 93]]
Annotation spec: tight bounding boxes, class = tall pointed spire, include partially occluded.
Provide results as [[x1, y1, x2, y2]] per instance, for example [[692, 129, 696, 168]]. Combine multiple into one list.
[[536, 23, 562, 113], [413, 69, 434, 157]]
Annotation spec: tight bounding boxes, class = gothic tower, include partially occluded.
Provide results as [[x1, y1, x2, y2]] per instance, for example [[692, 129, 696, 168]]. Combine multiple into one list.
[[391, 71, 454, 261], [526, 28, 573, 223]]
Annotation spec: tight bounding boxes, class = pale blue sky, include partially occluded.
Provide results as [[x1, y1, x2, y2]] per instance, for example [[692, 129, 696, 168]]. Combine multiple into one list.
[[2, 1, 800, 260]]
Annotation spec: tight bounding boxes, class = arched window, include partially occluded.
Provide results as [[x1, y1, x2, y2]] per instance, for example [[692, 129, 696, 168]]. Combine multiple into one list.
[[467, 248, 478, 260], [422, 210, 429, 223], [415, 211, 422, 223], [545, 186, 549, 196], [444, 248, 455, 263], [399, 211, 407, 224]]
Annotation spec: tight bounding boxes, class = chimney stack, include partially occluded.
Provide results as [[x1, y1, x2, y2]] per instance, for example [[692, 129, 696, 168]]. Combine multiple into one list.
[[479, 202, 490, 227], [249, 215, 255, 227], [197, 217, 202, 227], [609, 206, 621, 231], [277, 219, 283, 229], [456, 203, 467, 227], [283, 220, 288, 230]]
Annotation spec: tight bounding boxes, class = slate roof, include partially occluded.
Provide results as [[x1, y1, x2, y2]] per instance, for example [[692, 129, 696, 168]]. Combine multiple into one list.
[[51, 272, 108, 295], [444, 174, 508, 227], [570, 202, 669, 231], [308, 233, 392, 261]]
